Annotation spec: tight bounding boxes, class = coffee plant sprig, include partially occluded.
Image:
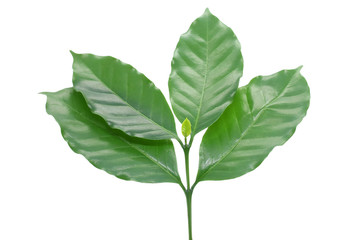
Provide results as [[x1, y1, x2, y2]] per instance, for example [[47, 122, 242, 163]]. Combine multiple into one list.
[[42, 8, 310, 240]]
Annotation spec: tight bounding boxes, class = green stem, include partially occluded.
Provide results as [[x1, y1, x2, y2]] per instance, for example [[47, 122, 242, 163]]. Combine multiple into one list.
[[184, 138, 190, 189], [185, 189, 193, 240], [183, 137, 193, 240]]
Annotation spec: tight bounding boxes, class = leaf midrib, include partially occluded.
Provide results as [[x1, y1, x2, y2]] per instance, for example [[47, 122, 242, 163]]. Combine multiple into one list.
[[49, 96, 180, 183], [75, 60, 178, 140], [192, 14, 209, 136], [197, 71, 298, 181]]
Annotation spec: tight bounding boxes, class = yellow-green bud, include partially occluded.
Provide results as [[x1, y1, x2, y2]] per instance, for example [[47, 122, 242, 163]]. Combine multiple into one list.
[[181, 118, 191, 138]]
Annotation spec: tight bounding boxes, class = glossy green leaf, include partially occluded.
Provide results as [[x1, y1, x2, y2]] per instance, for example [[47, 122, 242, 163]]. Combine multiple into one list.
[[169, 9, 243, 136], [196, 67, 310, 182], [43, 88, 181, 184], [71, 52, 178, 140]]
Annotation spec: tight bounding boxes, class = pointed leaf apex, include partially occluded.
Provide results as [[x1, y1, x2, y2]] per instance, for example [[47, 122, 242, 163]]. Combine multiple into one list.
[[204, 8, 212, 15], [297, 65, 304, 71], [39, 92, 51, 97], [181, 118, 192, 138], [69, 50, 79, 58]]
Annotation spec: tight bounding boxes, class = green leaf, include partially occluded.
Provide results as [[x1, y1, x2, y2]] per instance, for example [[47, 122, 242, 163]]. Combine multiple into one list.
[[196, 67, 310, 182], [43, 88, 181, 184], [181, 118, 191, 137], [71, 51, 178, 141], [169, 8, 243, 137]]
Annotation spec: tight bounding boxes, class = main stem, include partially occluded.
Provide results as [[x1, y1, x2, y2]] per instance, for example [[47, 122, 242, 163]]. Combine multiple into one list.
[[186, 188, 193, 240], [184, 138, 193, 240]]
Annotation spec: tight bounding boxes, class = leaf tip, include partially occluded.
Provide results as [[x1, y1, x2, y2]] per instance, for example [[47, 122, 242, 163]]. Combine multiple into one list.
[[204, 8, 212, 15], [69, 50, 79, 58], [39, 91, 50, 96], [297, 65, 304, 71]]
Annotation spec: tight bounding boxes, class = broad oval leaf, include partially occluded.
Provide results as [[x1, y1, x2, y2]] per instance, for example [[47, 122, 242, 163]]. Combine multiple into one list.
[[71, 51, 178, 140], [196, 67, 310, 182], [169, 9, 243, 136], [43, 88, 181, 184]]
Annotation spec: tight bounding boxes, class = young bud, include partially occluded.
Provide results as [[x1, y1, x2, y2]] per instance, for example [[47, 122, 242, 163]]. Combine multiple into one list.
[[181, 118, 191, 138]]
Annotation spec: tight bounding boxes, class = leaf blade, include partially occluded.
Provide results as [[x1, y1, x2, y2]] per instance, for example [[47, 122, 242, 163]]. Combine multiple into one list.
[[71, 51, 178, 140], [196, 67, 310, 182], [169, 9, 243, 136], [43, 88, 181, 184]]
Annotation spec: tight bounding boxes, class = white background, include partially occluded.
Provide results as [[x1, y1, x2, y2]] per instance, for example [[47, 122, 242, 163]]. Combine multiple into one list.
[[1, 0, 359, 239]]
